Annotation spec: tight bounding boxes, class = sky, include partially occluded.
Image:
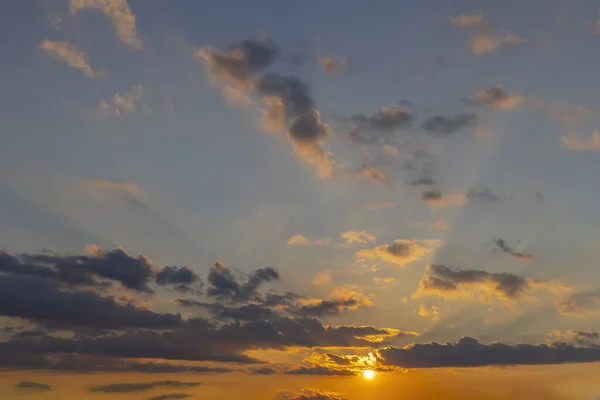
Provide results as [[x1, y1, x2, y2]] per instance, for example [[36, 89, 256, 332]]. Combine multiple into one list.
[[2, 0, 600, 399]]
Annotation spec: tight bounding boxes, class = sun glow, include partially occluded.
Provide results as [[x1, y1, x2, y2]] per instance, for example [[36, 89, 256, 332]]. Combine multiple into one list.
[[363, 369, 376, 380]]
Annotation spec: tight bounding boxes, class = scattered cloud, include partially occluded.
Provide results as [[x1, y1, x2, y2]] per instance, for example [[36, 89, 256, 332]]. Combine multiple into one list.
[[275, 388, 347, 400], [419, 304, 440, 321], [149, 394, 193, 400], [96, 84, 146, 117], [556, 292, 600, 317], [89, 381, 200, 393], [468, 85, 523, 109], [355, 239, 442, 266], [421, 114, 478, 135], [16, 381, 51, 391], [449, 12, 525, 56], [548, 329, 600, 346], [414, 264, 567, 303], [422, 191, 467, 208], [340, 230, 376, 245], [317, 55, 349, 75], [351, 106, 413, 132], [292, 286, 374, 317], [492, 238, 533, 260], [372, 336, 600, 368], [39, 40, 102, 78], [70, 0, 142, 49], [356, 164, 388, 183], [287, 234, 330, 246], [562, 132, 600, 151]]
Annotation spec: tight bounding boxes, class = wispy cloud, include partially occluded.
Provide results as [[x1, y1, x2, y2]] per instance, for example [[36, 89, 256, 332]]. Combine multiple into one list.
[[340, 230, 376, 245], [355, 239, 442, 266], [95, 84, 146, 117], [562, 132, 600, 151], [287, 234, 330, 246], [317, 55, 349, 75], [70, 0, 142, 49], [39, 40, 103, 78]]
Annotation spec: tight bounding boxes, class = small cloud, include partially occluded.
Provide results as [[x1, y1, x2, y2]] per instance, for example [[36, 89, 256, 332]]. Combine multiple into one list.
[[89, 381, 201, 393], [95, 84, 145, 117], [422, 191, 467, 208], [340, 230, 376, 245], [317, 55, 349, 75], [419, 304, 440, 321], [373, 277, 395, 287], [311, 272, 332, 286], [355, 239, 442, 267], [16, 381, 51, 391], [421, 114, 478, 135], [356, 164, 388, 183], [449, 12, 525, 56], [562, 132, 600, 151], [351, 106, 413, 132], [287, 234, 330, 246], [547, 329, 600, 346], [469, 85, 523, 109], [275, 388, 347, 400], [492, 238, 533, 260], [39, 40, 103, 78], [70, 0, 143, 49], [556, 292, 600, 317]]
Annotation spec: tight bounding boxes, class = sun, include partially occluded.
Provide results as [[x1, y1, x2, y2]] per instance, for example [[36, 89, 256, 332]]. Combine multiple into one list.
[[362, 369, 376, 380]]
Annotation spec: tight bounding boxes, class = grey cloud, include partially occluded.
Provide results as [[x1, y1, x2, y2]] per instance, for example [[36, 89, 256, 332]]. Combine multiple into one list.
[[421, 114, 477, 135], [0, 274, 182, 330], [374, 336, 600, 368], [176, 300, 277, 321], [409, 177, 436, 186], [89, 380, 201, 393], [422, 190, 442, 201], [156, 266, 200, 286], [291, 298, 359, 317], [556, 292, 600, 316], [206, 262, 280, 303], [492, 239, 533, 260], [16, 381, 51, 390], [466, 84, 522, 109], [351, 106, 413, 131], [285, 365, 356, 376], [251, 367, 278, 375], [467, 188, 499, 202], [149, 395, 193, 400]]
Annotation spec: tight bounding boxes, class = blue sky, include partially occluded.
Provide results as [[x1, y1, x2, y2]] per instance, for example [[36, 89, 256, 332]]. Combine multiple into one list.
[[2, 1, 600, 399]]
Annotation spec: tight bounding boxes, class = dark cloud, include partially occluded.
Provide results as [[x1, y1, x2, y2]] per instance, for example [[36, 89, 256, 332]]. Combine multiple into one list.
[[206, 262, 279, 303], [12, 247, 155, 292], [373, 336, 600, 368], [548, 329, 600, 346], [415, 264, 561, 301], [285, 365, 356, 376], [196, 39, 278, 86], [351, 106, 413, 131], [422, 190, 442, 201], [149, 395, 193, 400], [0, 274, 182, 329], [466, 84, 522, 109], [156, 266, 202, 294], [89, 380, 201, 393], [492, 239, 533, 260], [291, 298, 360, 317], [421, 114, 477, 135], [176, 300, 277, 321], [16, 381, 51, 390], [251, 367, 278, 375], [555, 292, 600, 316], [467, 188, 499, 202], [409, 177, 436, 186], [275, 388, 348, 400]]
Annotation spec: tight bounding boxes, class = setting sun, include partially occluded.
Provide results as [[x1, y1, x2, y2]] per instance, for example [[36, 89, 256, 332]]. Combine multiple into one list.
[[363, 369, 376, 380]]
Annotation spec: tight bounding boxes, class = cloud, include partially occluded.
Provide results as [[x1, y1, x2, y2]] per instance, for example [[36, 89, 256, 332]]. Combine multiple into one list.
[[356, 164, 388, 183], [275, 388, 348, 400], [588, 15, 600, 34], [16, 381, 51, 390], [351, 106, 413, 131], [421, 114, 478, 135], [373, 336, 600, 368], [206, 262, 279, 303], [340, 230, 376, 245], [89, 380, 200, 393], [469, 85, 523, 109], [310, 272, 332, 286], [414, 264, 566, 302], [449, 12, 525, 56], [419, 304, 440, 321], [562, 132, 600, 151], [556, 292, 600, 316], [176, 300, 278, 322], [492, 238, 533, 260], [39, 40, 102, 78], [285, 365, 356, 376], [291, 286, 373, 317], [466, 188, 499, 202], [548, 329, 600, 346], [96, 84, 146, 117], [156, 266, 203, 294], [196, 39, 278, 87], [317, 55, 349, 75], [355, 239, 441, 266], [149, 395, 193, 400], [0, 274, 183, 329], [422, 191, 467, 208], [287, 234, 330, 246], [69, 0, 142, 49], [409, 177, 436, 186]]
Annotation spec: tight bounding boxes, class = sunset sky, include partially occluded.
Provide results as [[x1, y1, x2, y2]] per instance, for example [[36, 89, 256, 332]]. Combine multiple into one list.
[[2, 1, 600, 399]]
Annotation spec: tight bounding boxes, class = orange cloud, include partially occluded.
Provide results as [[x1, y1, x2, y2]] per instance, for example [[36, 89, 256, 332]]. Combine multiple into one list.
[[39, 40, 103, 78], [355, 239, 442, 266]]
